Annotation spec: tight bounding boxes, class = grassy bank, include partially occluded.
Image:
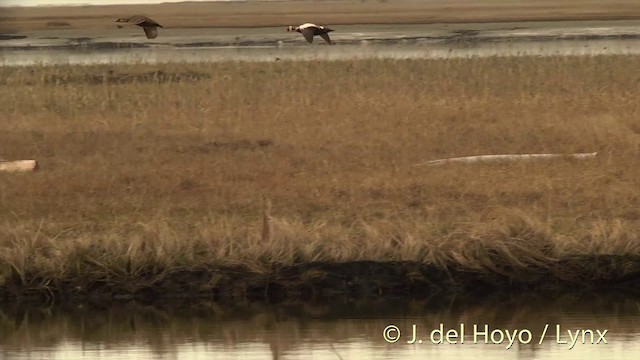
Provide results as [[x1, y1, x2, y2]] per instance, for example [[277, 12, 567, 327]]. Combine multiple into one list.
[[3, 0, 640, 32], [1, 56, 640, 302]]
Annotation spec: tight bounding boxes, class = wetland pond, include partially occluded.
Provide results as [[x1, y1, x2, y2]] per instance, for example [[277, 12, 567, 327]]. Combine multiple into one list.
[[0, 293, 638, 359], [2, 19, 640, 360], [3, 21, 640, 65]]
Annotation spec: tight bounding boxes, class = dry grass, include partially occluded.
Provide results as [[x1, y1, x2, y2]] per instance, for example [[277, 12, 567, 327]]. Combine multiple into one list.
[[1, 55, 640, 297], [3, 0, 640, 32]]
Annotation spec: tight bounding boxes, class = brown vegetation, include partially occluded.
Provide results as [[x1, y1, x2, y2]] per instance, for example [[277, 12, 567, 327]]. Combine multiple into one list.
[[0, 55, 639, 302], [2, 0, 640, 32]]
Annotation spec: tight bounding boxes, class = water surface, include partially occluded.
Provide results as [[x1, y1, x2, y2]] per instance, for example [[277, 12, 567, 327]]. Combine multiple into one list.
[[3, 21, 640, 65], [1, 294, 638, 359]]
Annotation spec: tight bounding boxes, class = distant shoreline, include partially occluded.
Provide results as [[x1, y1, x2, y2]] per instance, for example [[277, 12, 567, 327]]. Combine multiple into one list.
[[4, 20, 640, 55], [3, 0, 640, 33], [0, 0, 264, 8]]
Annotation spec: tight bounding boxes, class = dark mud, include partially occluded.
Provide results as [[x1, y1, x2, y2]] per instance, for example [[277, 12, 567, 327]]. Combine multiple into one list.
[[45, 21, 71, 27], [1, 256, 638, 305], [0, 34, 26, 41], [206, 138, 275, 151]]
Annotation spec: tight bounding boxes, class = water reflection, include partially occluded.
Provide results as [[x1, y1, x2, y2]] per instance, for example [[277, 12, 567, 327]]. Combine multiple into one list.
[[0, 293, 638, 359]]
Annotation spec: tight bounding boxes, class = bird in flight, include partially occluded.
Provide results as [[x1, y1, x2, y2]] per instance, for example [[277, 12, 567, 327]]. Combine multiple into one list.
[[287, 23, 334, 44], [116, 15, 164, 39]]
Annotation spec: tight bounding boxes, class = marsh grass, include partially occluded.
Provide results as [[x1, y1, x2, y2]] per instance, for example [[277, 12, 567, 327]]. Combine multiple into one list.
[[1, 55, 640, 299]]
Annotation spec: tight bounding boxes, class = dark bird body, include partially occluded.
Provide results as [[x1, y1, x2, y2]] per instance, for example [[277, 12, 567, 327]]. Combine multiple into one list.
[[116, 15, 163, 39]]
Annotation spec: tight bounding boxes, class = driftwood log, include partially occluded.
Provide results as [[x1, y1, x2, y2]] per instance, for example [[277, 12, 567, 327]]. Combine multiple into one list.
[[417, 152, 597, 166], [0, 160, 39, 172]]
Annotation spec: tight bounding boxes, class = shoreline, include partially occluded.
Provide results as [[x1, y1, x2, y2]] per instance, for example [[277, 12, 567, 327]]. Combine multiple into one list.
[[3, 19, 640, 53], [3, 0, 640, 32], [3, 257, 639, 304]]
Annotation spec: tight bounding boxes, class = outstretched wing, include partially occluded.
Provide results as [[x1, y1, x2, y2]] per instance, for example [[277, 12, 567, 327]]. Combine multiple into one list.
[[143, 26, 158, 39], [139, 19, 162, 28], [129, 16, 147, 25], [300, 28, 314, 43], [319, 33, 332, 44], [128, 15, 163, 28]]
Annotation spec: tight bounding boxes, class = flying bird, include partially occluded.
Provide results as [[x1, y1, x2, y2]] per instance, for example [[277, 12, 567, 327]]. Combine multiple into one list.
[[116, 15, 164, 39], [286, 23, 334, 44]]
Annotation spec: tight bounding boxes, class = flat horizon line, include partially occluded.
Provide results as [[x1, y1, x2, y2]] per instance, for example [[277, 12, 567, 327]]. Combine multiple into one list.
[[0, 0, 261, 9]]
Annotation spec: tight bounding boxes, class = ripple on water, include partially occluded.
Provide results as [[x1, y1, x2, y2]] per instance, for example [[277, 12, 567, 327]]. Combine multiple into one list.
[[0, 294, 638, 359]]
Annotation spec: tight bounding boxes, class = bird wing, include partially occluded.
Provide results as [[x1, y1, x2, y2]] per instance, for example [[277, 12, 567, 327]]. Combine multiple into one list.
[[141, 19, 163, 28], [129, 15, 146, 25], [300, 28, 315, 43], [132, 16, 162, 27], [319, 33, 332, 44], [143, 26, 158, 39]]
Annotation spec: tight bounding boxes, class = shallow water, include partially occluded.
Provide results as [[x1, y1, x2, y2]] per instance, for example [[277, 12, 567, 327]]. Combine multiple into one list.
[[1, 294, 638, 359], [3, 21, 640, 65]]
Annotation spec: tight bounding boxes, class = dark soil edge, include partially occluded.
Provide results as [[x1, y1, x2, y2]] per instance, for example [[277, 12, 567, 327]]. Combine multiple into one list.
[[1, 255, 639, 305]]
